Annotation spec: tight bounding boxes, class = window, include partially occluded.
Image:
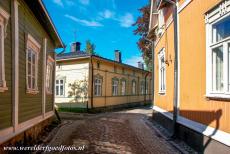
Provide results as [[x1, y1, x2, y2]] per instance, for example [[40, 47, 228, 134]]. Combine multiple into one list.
[[140, 81, 145, 95], [132, 80, 136, 95], [0, 7, 9, 92], [46, 56, 54, 94], [121, 79, 126, 95], [56, 79, 64, 96], [112, 78, 119, 96], [158, 48, 166, 94], [94, 76, 102, 96], [146, 81, 148, 94], [26, 34, 40, 94], [206, 4, 230, 98]]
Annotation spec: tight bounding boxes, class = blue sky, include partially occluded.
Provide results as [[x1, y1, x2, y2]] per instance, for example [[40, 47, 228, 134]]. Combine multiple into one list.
[[43, 0, 148, 67]]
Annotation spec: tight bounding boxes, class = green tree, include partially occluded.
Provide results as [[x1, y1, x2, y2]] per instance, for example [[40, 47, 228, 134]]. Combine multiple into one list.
[[85, 40, 96, 55], [133, 2, 152, 71]]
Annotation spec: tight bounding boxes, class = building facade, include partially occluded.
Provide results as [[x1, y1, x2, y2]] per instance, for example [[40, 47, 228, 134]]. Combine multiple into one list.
[[56, 43, 152, 111], [149, 0, 230, 153], [0, 0, 63, 145]]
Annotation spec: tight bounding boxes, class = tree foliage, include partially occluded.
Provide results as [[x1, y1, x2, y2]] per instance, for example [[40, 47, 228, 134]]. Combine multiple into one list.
[[85, 40, 96, 55], [133, 2, 152, 71]]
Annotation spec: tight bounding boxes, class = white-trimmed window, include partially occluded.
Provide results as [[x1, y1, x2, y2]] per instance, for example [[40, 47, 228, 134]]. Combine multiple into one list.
[[132, 80, 136, 95], [158, 48, 166, 94], [26, 34, 40, 94], [121, 79, 126, 95], [0, 7, 9, 92], [46, 56, 54, 94], [206, 3, 230, 98], [94, 76, 102, 96], [140, 81, 145, 95], [56, 79, 64, 97], [112, 78, 119, 96]]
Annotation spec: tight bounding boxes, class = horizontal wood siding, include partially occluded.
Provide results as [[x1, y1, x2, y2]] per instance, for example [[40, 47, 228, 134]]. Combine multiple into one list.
[[18, 0, 55, 123], [0, 0, 12, 130]]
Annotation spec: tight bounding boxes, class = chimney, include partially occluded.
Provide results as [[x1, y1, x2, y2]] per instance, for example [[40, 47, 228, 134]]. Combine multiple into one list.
[[138, 61, 144, 69], [115, 50, 122, 63], [71, 42, 81, 52]]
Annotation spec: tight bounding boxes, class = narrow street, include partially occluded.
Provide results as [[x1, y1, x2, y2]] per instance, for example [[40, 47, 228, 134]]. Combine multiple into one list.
[[46, 107, 181, 154]]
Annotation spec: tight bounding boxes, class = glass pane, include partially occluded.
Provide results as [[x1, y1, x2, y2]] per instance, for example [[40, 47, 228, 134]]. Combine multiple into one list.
[[28, 62, 31, 75], [32, 52, 36, 65], [212, 46, 223, 91], [213, 16, 230, 42], [56, 80, 59, 84], [56, 86, 59, 95], [28, 50, 32, 62], [32, 64, 35, 77], [60, 85, 63, 95], [28, 77, 31, 89], [60, 80, 63, 84], [32, 77, 36, 89]]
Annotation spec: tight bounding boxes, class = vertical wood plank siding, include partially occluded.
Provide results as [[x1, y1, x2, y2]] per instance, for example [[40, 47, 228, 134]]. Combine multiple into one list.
[[0, 0, 12, 130]]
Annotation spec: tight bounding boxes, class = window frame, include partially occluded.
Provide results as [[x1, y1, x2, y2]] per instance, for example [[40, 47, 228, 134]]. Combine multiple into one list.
[[112, 78, 119, 96], [132, 79, 136, 95], [0, 7, 9, 92], [158, 48, 166, 94], [94, 74, 103, 96], [206, 7, 230, 98], [26, 34, 41, 94], [46, 56, 54, 94], [55, 79, 65, 97], [140, 81, 145, 95], [120, 78, 126, 96]]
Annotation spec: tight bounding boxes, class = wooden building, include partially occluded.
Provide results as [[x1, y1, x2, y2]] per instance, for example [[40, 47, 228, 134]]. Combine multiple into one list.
[[148, 0, 230, 153], [56, 42, 152, 111], [0, 0, 63, 145]]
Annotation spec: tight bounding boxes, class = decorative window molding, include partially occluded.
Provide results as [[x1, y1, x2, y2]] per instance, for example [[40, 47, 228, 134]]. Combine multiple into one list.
[[94, 74, 103, 96], [158, 48, 166, 94], [112, 77, 119, 96], [0, 7, 9, 92], [26, 34, 41, 94], [46, 56, 54, 94], [205, 1, 230, 98], [132, 79, 136, 95], [120, 78, 126, 96]]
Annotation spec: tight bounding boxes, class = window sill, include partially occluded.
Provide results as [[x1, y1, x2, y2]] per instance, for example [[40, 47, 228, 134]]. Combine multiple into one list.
[[0, 87, 8, 92], [205, 93, 230, 101], [26, 90, 39, 95], [158, 91, 166, 95]]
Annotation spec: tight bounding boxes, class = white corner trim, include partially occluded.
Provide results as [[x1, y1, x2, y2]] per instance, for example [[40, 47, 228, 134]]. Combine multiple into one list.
[[12, 0, 19, 132], [0, 111, 54, 144], [153, 105, 230, 146], [178, 0, 192, 13], [42, 38, 47, 118]]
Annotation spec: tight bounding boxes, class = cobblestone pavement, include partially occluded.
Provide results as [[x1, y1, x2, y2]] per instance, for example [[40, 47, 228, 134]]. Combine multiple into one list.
[[46, 107, 184, 154]]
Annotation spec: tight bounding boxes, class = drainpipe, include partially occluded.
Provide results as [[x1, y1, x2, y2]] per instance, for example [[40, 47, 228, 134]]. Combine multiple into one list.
[[171, 0, 179, 138], [144, 38, 155, 106]]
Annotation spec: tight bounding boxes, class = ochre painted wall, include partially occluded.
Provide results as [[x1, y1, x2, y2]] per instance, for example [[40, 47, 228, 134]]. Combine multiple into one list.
[[154, 0, 230, 133]]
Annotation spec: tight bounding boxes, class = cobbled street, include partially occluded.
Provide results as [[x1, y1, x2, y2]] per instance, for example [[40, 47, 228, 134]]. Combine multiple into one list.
[[46, 107, 181, 154]]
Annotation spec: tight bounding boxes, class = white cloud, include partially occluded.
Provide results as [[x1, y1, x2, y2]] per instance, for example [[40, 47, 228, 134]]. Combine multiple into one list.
[[119, 13, 134, 28], [124, 56, 144, 67], [65, 14, 103, 27], [66, 0, 75, 6], [99, 10, 115, 19], [53, 0, 63, 6], [79, 0, 90, 5]]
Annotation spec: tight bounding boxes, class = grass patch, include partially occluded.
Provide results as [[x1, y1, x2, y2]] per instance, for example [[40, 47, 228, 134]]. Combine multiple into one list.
[[57, 107, 87, 113]]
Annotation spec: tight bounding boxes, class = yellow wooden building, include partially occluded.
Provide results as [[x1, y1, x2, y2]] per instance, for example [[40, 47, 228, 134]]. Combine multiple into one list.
[[148, 0, 230, 153], [55, 42, 152, 111]]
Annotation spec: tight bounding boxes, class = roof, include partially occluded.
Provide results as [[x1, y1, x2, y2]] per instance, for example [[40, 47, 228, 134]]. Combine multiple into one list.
[[57, 52, 150, 73], [25, 0, 64, 48]]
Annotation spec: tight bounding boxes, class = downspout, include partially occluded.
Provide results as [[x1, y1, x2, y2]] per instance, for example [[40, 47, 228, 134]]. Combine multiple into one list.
[[172, 1, 179, 137]]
